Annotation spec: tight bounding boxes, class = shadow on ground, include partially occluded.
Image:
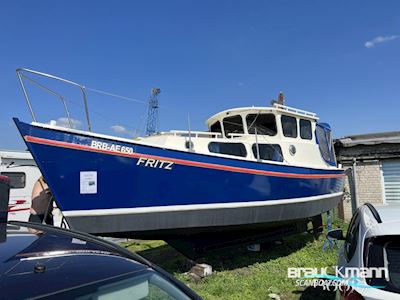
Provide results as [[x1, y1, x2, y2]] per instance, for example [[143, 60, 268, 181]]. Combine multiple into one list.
[[123, 232, 316, 274], [295, 285, 336, 300]]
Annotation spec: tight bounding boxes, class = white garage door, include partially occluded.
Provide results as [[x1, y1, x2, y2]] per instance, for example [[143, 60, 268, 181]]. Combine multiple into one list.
[[382, 160, 400, 203]]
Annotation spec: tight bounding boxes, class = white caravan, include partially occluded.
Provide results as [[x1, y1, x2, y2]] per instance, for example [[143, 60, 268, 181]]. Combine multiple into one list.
[[0, 149, 41, 222]]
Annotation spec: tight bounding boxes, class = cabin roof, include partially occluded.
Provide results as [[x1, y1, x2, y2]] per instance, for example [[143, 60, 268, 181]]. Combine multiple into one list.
[[0, 149, 33, 160], [205, 104, 318, 127]]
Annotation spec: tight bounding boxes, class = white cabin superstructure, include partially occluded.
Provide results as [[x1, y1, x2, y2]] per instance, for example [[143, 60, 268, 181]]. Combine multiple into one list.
[[140, 103, 336, 170]]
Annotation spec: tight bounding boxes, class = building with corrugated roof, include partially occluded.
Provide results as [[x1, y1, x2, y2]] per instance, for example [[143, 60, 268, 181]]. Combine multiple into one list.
[[335, 131, 400, 220]]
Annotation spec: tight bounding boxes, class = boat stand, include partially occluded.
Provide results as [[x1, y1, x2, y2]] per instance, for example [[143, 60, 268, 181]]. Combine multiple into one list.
[[322, 210, 337, 251]]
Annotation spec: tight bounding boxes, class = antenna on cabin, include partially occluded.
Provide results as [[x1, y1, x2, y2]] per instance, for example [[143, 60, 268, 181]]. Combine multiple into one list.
[[186, 113, 194, 151], [270, 91, 285, 106], [146, 88, 161, 136], [278, 91, 285, 105]]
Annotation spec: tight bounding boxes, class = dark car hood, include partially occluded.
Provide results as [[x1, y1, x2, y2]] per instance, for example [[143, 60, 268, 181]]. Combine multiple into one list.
[[1, 223, 115, 259], [0, 223, 148, 299]]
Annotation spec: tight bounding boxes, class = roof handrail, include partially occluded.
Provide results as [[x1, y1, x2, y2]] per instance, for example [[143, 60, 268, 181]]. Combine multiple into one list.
[[273, 103, 317, 118], [168, 130, 223, 138]]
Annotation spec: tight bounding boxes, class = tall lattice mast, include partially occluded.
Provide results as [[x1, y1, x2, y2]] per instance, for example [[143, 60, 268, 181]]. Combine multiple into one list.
[[146, 88, 161, 136]]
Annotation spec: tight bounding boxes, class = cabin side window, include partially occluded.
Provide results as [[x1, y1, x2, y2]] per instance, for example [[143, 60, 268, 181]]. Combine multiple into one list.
[[208, 142, 247, 157], [223, 115, 244, 137], [246, 114, 277, 136], [252, 144, 283, 162], [0, 172, 26, 189], [281, 115, 298, 138], [210, 121, 222, 133], [300, 119, 312, 140]]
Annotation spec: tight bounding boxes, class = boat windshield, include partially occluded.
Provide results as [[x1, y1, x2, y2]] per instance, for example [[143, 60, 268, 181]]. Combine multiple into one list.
[[246, 114, 277, 136], [223, 115, 244, 137], [316, 123, 336, 166]]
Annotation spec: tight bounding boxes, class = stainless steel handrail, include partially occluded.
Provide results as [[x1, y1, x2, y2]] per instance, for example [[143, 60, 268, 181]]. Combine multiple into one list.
[[20, 74, 73, 129], [16, 68, 92, 131]]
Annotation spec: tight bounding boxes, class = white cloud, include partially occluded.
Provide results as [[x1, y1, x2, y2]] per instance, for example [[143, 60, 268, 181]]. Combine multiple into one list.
[[111, 125, 126, 133], [365, 35, 399, 48], [111, 124, 136, 137], [51, 117, 82, 129]]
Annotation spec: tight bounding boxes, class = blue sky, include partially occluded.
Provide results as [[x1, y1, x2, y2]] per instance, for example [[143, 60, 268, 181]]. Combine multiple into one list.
[[1, 1, 399, 149]]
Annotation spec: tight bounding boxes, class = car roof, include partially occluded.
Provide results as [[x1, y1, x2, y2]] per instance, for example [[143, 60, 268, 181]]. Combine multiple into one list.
[[374, 204, 400, 223], [361, 204, 400, 238]]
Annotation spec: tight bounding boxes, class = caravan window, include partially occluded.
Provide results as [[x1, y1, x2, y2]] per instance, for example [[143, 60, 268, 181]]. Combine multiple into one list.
[[281, 115, 298, 138], [300, 119, 312, 140], [223, 115, 244, 137], [208, 142, 247, 157], [252, 144, 283, 162], [246, 114, 277, 136], [0, 172, 26, 189]]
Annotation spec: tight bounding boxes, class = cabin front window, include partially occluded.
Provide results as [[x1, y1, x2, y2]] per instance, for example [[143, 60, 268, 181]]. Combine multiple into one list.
[[246, 114, 277, 136], [208, 142, 247, 157], [252, 144, 283, 162], [300, 119, 312, 140], [316, 123, 336, 166], [223, 115, 244, 137], [281, 115, 298, 138], [210, 121, 222, 133]]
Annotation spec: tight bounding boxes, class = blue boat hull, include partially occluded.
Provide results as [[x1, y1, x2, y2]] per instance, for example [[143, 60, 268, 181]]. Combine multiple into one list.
[[14, 119, 345, 235]]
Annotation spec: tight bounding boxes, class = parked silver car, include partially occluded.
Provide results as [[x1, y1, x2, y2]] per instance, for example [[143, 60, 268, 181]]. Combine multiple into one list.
[[327, 203, 400, 299]]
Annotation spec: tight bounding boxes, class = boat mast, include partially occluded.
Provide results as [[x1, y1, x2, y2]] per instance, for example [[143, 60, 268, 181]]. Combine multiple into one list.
[[146, 88, 161, 136]]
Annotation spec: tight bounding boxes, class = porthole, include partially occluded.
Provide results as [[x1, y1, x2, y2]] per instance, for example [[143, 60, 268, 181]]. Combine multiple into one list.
[[289, 145, 296, 156]]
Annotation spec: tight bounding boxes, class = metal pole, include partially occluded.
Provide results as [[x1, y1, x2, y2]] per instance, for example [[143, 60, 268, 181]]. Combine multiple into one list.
[[81, 87, 92, 132], [352, 158, 359, 214], [60, 97, 73, 128], [17, 72, 37, 122], [187, 113, 193, 150], [255, 127, 260, 161]]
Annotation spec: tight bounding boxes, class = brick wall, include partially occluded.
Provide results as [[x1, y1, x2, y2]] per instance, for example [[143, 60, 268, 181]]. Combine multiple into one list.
[[341, 160, 384, 221]]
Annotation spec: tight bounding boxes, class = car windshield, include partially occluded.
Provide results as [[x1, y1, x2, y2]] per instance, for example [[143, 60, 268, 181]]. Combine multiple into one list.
[[365, 236, 400, 293], [44, 270, 191, 300]]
